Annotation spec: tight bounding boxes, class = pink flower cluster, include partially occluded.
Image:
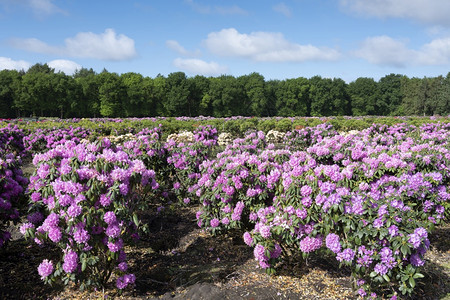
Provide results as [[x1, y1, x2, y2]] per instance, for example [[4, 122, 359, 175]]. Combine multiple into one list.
[[23, 137, 159, 290]]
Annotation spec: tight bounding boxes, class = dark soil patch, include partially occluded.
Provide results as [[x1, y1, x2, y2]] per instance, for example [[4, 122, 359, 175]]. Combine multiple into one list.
[[1, 205, 449, 300]]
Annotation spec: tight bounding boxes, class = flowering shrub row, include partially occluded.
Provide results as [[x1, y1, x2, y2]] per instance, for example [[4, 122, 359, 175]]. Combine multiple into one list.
[[0, 120, 448, 298], [0, 124, 28, 248], [193, 122, 449, 298], [23, 126, 94, 153], [22, 138, 159, 290], [0, 153, 28, 248], [0, 124, 27, 157]]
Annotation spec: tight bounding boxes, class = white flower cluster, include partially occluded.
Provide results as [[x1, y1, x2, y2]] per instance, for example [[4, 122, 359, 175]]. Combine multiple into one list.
[[218, 132, 233, 146], [166, 131, 194, 143], [266, 130, 285, 143]]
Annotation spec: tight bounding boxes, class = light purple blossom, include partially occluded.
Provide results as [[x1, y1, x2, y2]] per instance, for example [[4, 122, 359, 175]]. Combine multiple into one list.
[[408, 233, 421, 249], [325, 233, 341, 254], [73, 227, 90, 244], [374, 263, 388, 275], [103, 211, 117, 225], [243, 232, 253, 246], [67, 204, 82, 218], [299, 236, 323, 253], [48, 226, 62, 243], [19, 222, 34, 235], [63, 250, 78, 273], [118, 262, 128, 271], [210, 218, 220, 228], [108, 238, 123, 252], [37, 259, 54, 279], [336, 248, 355, 262], [410, 253, 425, 267]]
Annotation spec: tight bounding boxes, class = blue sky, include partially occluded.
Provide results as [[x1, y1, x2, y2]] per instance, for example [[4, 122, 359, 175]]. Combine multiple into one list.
[[1, 0, 450, 82]]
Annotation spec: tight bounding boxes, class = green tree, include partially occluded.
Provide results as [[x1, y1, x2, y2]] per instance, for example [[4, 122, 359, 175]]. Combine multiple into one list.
[[436, 72, 450, 115], [0, 70, 21, 118], [347, 77, 379, 115], [310, 76, 349, 116], [152, 74, 167, 116], [121, 72, 151, 117], [51, 72, 74, 118], [209, 75, 246, 117], [239, 72, 268, 116], [188, 75, 210, 116], [73, 68, 100, 117], [423, 76, 442, 115], [378, 74, 403, 115], [163, 72, 191, 116], [275, 77, 310, 116], [97, 71, 126, 117], [15, 64, 56, 116], [263, 79, 279, 117]]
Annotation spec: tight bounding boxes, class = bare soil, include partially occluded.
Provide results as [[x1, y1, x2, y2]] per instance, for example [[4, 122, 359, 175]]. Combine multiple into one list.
[[1, 204, 449, 300]]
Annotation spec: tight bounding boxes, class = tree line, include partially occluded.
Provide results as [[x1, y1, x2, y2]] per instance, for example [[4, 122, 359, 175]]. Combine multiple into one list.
[[0, 63, 449, 118]]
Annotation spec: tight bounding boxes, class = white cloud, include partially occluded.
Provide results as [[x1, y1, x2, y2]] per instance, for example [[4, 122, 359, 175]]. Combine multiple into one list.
[[355, 35, 450, 67], [48, 59, 81, 75], [28, 0, 66, 17], [9, 37, 58, 54], [0, 0, 66, 18], [173, 58, 228, 76], [166, 40, 201, 57], [418, 37, 450, 64], [203, 28, 340, 62], [273, 3, 292, 18], [340, 0, 450, 26], [215, 5, 247, 15], [184, 0, 247, 15], [0, 57, 31, 71], [354, 36, 414, 67], [10, 29, 137, 61]]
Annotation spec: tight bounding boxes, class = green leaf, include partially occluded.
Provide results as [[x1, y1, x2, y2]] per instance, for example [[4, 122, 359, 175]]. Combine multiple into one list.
[[413, 273, 424, 279], [382, 274, 390, 282], [409, 276, 415, 288], [133, 213, 139, 227], [401, 244, 410, 256]]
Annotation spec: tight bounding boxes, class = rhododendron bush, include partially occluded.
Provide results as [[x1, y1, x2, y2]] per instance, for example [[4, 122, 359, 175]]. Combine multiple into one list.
[[0, 153, 28, 248], [22, 138, 159, 290], [194, 122, 449, 298], [0, 118, 448, 298], [0, 124, 28, 248]]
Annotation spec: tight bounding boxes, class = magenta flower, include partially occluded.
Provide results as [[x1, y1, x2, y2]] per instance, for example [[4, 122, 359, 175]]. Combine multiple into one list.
[[118, 262, 128, 271], [336, 248, 355, 262], [325, 233, 341, 254], [259, 225, 271, 238], [103, 211, 117, 225], [243, 232, 253, 246], [37, 259, 54, 279], [63, 250, 78, 273], [299, 236, 323, 253], [210, 218, 220, 228], [48, 226, 62, 243]]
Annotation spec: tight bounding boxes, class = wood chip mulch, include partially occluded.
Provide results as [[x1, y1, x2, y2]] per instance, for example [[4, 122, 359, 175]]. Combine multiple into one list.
[[1, 206, 449, 300]]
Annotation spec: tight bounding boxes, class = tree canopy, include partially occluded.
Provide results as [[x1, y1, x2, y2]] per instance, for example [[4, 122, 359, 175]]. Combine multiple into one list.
[[0, 64, 449, 118]]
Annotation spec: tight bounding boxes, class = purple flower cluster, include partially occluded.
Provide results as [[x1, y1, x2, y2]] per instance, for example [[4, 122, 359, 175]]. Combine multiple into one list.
[[194, 122, 450, 298], [0, 151, 28, 248], [299, 236, 323, 253], [22, 136, 160, 290], [37, 259, 54, 279], [325, 233, 341, 254]]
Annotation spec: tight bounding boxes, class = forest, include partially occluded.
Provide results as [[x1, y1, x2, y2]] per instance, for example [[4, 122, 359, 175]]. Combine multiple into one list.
[[0, 63, 449, 118]]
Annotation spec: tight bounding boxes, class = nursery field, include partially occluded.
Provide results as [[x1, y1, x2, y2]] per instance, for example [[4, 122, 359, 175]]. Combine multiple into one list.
[[0, 116, 449, 299]]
